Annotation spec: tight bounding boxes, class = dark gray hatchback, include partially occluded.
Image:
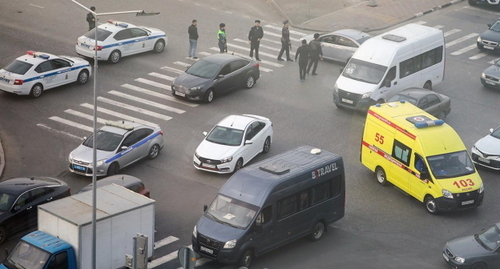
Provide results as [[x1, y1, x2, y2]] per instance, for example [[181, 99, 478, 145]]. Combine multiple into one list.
[[443, 222, 500, 269], [171, 54, 260, 103]]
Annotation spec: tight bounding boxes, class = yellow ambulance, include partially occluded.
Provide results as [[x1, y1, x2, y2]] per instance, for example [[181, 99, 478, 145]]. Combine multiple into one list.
[[361, 101, 484, 214]]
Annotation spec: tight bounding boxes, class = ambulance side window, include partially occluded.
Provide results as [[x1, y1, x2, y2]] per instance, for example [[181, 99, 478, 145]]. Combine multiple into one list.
[[392, 140, 411, 166]]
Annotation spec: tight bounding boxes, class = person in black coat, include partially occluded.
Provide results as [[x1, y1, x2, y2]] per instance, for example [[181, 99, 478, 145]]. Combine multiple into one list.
[[248, 20, 264, 61], [295, 40, 311, 81], [277, 20, 293, 61], [86, 6, 96, 31], [307, 33, 323, 75], [188, 19, 199, 59]]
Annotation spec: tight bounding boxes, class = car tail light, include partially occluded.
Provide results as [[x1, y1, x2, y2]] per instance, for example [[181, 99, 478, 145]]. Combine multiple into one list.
[[13, 79, 23, 85], [253, 63, 260, 67], [159, 131, 164, 136], [94, 45, 103, 51]]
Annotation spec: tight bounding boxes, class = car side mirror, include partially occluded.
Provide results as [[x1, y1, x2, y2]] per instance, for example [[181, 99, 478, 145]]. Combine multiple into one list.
[[83, 136, 87, 141], [490, 128, 494, 133], [217, 74, 225, 79], [488, 24, 492, 28], [120, 146, 128, 151], [203, 131, 207, 136], [12, 206, 20, 213], [203, 205, 208, 212], [244, 140, 253, 145]]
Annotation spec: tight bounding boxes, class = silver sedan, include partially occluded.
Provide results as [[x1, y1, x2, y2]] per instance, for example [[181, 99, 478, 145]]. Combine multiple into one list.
[[301, 29, 371, 64]]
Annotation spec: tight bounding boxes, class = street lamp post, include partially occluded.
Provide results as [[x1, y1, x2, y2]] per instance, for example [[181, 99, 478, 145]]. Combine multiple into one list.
[[70, 2, 158, 268]]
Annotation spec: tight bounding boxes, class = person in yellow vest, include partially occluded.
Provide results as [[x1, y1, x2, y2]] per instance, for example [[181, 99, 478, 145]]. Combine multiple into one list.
[[218, 23, 227, 53]]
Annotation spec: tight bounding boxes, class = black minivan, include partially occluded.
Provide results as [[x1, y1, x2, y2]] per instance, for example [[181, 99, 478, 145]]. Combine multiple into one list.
[[191, 146, 346, 267]]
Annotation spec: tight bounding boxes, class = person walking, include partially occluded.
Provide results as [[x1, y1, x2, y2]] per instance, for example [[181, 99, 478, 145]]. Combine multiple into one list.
[[86, 6, 96, 31], [248, 19, 264, 61], [218, 23, 227, 53], [188, 19, 199, 59], [295, 40, 311, 81], [277, 20, 293, 61], [307, 33, 323, 75]]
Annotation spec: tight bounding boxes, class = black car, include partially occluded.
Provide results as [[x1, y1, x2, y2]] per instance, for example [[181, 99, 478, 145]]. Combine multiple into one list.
[[0, 177, 70, 244], [481, 59, 500, 89], [77, 174, 150, 197], [443, 222, 500, 269], [477, 18, 500, 52], [171, 54, 260, 103], [387, 87, 451, 120]]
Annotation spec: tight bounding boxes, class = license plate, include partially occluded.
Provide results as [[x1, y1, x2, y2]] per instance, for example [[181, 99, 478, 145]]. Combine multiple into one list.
[[200, 246, 213, 254], [175, 91, 185, 97], [442, 253, 449, 262], [461, 200, 474, 206], [478, 157, 490, 164], [485, 80, 496, 86], [73, 164, 86, 171], [202, 163, 215, 169], [80, 43, 91, 49], [484, 45, 495, 50], [341, 98, 354, 104]]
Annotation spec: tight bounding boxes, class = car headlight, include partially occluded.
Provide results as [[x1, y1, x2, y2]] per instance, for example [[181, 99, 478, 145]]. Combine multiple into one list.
[[223, 239, 236, 249], [481, 73, 486, 78], [190, 86, 202, 91], [442, 189, 454, 199], [220, 156, 233, 163], [192, 225, 197, 238], [477, 36, 482, 43], [90, 159, 106, 167], [361, 91, 372, 99], [333, 83, 339, 94], [194, 151, 200, 159], [454, 256, 465, 264], [479, 183, 484, 194], [171, 84, 176, 90], [68, 153, 74, 162]]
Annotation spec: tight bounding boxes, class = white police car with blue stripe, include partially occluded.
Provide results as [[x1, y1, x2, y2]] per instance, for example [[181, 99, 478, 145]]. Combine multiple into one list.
[[0, 51, 91, 98], [76, 20, 167, 64]]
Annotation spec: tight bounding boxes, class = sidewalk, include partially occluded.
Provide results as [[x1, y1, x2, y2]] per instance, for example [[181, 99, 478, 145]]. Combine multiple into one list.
[[270, 0, 465, 32]]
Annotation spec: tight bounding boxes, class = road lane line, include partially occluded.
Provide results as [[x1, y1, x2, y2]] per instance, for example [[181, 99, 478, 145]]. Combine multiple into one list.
[[469, 53, 488, 60], [64, 109, 108, 124], [444, 29, 461, 37], [135, 78, 169, 90], [149, 72, 175, 82], [108, 91, 185, 114], [209, 47, 281, 69], [264, 30, 300, 41], [80, 103, 160, 127], [451, 44, 478, 55], [263, 24, 306, 36], [160, 66, 184, 74], [121, 83, 198, 107], [49, 116, 93, 132], [98, 97, 173, 121], [154, 236, 179, 250], [173, 61, 191, 67], [445, 33, 478, 48], [37, 123, 81, 140], [233, 38, 295, 56]]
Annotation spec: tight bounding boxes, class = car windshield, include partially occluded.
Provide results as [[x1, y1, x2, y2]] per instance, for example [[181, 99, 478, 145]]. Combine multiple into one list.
[[491, 127, 500, 139], [0, 192, 16, 212], [206, 126, 244, 146], [427, 151, 476, 179], [3, 60, 33, 75], [388, 94, 418, 106], [342, 58, 387, 84], [186, 60, 221, 79], [476, 224, 500, 251], [489, 21, 500, 32], [82, 130, 123, 151], [84, 28, 113, 41], [6, 241, 50, 269], [205, 194, 259, 229]]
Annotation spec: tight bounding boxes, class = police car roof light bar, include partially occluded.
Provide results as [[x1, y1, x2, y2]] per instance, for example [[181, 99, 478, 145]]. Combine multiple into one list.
[[26, 50, 36, 55], [118, 23, 128, 28]]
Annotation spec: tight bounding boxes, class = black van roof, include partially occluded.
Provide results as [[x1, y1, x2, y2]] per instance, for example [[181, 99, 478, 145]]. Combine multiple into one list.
[[219, 145, 342, 207]]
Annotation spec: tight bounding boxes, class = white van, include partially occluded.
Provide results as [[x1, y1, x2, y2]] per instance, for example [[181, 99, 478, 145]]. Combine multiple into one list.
[[333, 23, 445, 111]]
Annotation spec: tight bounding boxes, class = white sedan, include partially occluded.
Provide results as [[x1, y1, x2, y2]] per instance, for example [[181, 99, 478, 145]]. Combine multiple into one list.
[[193, 114, 273, 174], [76, 20, 167, 64], [0, 51, 91, 98]]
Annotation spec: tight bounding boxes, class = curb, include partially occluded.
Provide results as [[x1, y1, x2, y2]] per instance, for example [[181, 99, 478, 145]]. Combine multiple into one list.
[[0, 136, 4, 179]]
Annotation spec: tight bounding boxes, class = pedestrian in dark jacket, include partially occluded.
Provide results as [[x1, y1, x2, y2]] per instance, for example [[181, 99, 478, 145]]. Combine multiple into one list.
[[248, 19, 264, 61], [295, 40, 311, 81], [307, 33, 323, 75], [218, 23, 227, 53], [277, 20, 293, 61], [86, 6, 96, 31], [188, 19, 199, 59]]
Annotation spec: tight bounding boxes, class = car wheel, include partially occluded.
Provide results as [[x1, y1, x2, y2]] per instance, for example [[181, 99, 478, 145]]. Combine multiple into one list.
[[29, 83, 43, 98], [244, 74, 256, 89], [148, 144, 160, 160], [238, 249, 253, 268], [0, 226, 8, 245], [468, 0, 477, 6], [77, 70, 90, 84], [375, 166, 388, 186], [425, 195, 438, 214], [234, 158, 243, 172], [471, 262, 487, 269], [437, 111, 446, 121], [204, 89, 214, 103], [108, 50, 121, 64], [153, 40, 165, 53], [107, 162, 119, 176], [308, 221, 325, 242], [262, 137, 271, 154], [423, 81, 432, 90]]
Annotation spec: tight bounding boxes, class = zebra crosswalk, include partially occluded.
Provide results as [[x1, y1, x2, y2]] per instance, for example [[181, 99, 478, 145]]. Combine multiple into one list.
[[148, 235, 215, 269]]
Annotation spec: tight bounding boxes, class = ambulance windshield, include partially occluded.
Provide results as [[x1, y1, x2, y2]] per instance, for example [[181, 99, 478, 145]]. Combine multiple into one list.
[[427, 150, 475, 179]]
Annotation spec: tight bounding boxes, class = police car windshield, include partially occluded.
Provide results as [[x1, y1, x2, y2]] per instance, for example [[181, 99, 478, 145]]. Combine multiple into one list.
[[206, 126, 243, 146], [342, 58, 387, 84], [205, 194, 259, 230], [427, 150, 475, 179], [3, 60, 33, 75], [84, 28, 113, 41], [186, 60, 221, 79], [83, 130, 123, 151]]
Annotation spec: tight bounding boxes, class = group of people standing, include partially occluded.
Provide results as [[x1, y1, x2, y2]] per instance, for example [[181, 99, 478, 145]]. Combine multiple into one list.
[[188, 18, 323, 82]]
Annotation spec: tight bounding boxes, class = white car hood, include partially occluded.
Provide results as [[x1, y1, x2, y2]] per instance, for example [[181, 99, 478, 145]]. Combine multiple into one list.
[[70, 144, 115, 163], [475, 135, 500, 155], [336, 74, 378, 96], [196, 139, 239, 160]]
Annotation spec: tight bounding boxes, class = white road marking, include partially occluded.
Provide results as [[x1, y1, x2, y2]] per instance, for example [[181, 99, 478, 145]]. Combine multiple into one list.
[[264, 24, 306, 36], [413, 21, 427, 25], [108, 90, 185, 114], [134, 78, 169, 90], [154, 236, 179, 250], [64, 109, 108, 124], [121, 83, 198, 107], [97, 97, 173, 121], [148, 72, 175, 82], [37, 123, 81, 140], [49, 116, 93, 132], [433, 25, 444, 29], [451, 44, 478, 55], [264, 31, 300, 42], [444, 29, 461, 37], [174, 61, 191, 67], [469, 53, 488, 60], [160, 66, 184, 74], [199, 52, 211, 56], [80, 103, 160, 127], [445, 33, 478, 48], [233, 38, 295, 56], [29, 4, 44, 8], [210, 48, 278, 71]]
